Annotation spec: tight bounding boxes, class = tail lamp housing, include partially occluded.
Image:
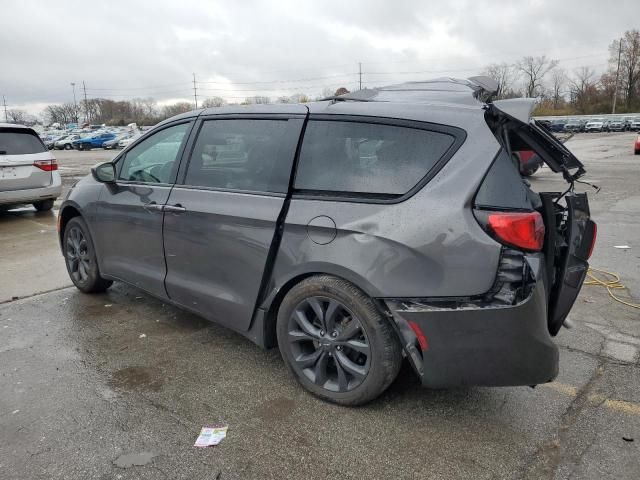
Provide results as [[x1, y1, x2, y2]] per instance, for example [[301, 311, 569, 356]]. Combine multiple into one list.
[[34, 159, 58, 171], [476, 210, 545, 252]]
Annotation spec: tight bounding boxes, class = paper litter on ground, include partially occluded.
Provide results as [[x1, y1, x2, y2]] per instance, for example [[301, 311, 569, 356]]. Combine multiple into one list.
[[194, 425, 228, 447], [613, 245, 631, 249]]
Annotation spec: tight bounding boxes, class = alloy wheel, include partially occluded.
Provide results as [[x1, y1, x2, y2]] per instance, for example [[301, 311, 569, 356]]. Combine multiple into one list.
[[287, 296, 371, 392], [65, 226, 91, 284]]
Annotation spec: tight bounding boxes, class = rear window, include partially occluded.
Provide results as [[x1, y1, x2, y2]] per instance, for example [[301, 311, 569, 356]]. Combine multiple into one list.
[[294, 120, 456, 196], [0, 129, 47, 155]]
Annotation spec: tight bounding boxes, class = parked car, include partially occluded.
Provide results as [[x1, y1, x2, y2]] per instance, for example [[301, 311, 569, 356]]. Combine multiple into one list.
[[563, 119, 584, 133], [549, 119, 568, 132], [1, 123, 62, 211], [117, 133, 142, 149], [606, 117, 625, 132], [54, 134, 82, 150], [622, 116, 634, 131], [44, 134, 65, 150], [629, 117, 640, 131], [584, 118, 605, 132], [72, 132, 117, 151], [103, 133, 130, 150], [58, 78, 596, 405], [537, 119, 552, 131]]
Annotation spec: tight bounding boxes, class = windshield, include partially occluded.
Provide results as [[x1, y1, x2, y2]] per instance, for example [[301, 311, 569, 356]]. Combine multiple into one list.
[[0, 129, 47, 155]]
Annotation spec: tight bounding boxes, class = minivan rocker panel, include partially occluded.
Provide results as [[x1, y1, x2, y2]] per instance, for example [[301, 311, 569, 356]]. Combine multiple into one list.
[[58, 77, 593, 405]]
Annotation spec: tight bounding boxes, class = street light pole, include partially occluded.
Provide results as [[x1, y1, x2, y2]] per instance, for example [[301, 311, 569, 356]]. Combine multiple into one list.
[[70, 82, 78, 124]]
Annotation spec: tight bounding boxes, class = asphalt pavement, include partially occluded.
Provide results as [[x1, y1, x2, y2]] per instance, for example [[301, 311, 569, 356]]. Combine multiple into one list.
[[1, 135, 639, 479]]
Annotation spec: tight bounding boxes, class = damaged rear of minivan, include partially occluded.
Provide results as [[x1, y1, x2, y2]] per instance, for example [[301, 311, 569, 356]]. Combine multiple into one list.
[[386, 96, 596, 390]]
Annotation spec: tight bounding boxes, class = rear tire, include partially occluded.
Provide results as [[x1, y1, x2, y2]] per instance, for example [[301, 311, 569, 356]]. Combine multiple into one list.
[[64, 143, 72, 150], [33, 199, 54, 211], [63, 217, 112, 293], [276, 275, 402, 406]]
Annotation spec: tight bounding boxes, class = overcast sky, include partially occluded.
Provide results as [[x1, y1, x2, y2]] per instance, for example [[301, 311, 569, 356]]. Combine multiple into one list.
[[1, 0, 638, 116]]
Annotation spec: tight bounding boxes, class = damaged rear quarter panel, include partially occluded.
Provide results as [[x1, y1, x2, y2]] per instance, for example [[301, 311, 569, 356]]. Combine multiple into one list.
[[268, 120, 505, 300]]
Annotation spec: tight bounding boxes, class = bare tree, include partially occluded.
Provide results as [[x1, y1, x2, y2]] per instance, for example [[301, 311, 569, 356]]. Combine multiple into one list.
[[569, 66, 597, 113], [160, 102, 193, 118], [550, 68, 567, 109], [276, 96, 291, 103], [202, 97, 226, 108], [6, 109, 27, 124], [609, 30, 640, 108], [516, 55, 559, 97], [289, 93, 309, 103], [482, 63, 518, 99]]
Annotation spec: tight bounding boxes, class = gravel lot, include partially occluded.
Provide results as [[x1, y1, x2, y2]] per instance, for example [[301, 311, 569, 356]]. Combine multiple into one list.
[[0, 133, 639, 479]]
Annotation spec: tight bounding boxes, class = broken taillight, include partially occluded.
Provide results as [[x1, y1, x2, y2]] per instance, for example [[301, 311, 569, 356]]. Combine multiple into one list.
[[477, 211, 545, 252], [34, 159, 58, 171]]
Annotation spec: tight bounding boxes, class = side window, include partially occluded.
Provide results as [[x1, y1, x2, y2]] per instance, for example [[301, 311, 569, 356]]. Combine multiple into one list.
[[184, 119, 299, 194], [119, 123, 190, 184], [294, 120, 456, 196]]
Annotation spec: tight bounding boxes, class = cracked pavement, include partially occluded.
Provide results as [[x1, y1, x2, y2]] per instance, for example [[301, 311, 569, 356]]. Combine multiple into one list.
[[1, 134, 639, 479]]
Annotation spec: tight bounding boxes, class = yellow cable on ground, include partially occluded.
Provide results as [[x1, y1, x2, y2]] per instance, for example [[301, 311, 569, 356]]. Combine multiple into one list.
[[584, 267, 640, 309]]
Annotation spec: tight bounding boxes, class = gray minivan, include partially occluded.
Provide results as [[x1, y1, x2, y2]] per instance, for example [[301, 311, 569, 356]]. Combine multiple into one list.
[[58, 78, 596, 405]]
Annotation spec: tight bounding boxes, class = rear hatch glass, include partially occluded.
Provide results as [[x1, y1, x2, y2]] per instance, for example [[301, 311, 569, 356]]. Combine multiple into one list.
[[0, 128, 47, 155]]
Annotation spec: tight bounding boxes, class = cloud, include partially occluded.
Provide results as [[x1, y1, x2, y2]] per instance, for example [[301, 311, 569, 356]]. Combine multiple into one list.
[[1, 0, 637, 116]]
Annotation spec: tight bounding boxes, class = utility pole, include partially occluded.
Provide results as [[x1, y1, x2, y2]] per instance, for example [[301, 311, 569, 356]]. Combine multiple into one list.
[[193, 73, 198, 109], [70, 82, 78, 124], [612, 37, 622, 114], [358, 62, 362, 90], [2, 96, 7, 123], [82, 80, 89, 124]]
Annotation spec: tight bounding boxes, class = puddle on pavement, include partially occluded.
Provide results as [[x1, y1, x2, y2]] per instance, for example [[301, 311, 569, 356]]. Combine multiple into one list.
[[109, 366, 164, 392], [113, 452, 156, 468]]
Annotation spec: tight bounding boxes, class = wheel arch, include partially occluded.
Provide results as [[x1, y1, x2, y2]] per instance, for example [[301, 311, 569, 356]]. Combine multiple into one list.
[[255, 265, 383, 349], [58, 203, 83, 246]]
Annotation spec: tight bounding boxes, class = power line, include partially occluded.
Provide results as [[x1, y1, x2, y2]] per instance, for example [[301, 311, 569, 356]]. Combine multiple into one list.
[[196, 72, 357, 85], [82, 81, 89, 123], [196, 81, 353, 93], [193, 73, 198, 109]]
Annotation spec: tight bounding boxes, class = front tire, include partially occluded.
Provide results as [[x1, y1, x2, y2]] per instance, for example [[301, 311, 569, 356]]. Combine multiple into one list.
[[64, 143, 72, 150], [63, 217, 112, 293], [276, 275, 402, 406]]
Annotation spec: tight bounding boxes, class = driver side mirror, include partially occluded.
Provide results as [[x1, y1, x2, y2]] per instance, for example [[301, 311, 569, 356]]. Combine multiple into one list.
[[91, 162, 116, 183]]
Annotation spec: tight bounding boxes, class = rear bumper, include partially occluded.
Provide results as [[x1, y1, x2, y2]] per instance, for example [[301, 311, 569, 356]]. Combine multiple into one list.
[[385, 274, 558, 389], [0, 173, 62, 206]]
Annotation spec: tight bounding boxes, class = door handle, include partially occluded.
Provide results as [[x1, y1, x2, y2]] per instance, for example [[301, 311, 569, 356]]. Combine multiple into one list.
[[143, 201, 163, 212], [164, 204, 186, 214]]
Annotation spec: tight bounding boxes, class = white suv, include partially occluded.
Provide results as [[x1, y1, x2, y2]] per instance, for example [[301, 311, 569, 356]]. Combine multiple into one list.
[[0, 123, 62, 211]]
